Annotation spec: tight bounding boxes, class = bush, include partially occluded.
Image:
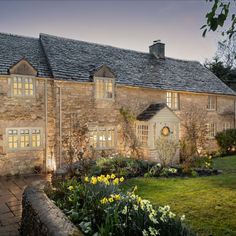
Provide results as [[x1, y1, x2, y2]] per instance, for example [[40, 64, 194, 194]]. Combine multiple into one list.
[[215, 129, 236, 155], [145, 164, 179, 178], [48, 175, 195, 236], [90, 156, 155, 178]]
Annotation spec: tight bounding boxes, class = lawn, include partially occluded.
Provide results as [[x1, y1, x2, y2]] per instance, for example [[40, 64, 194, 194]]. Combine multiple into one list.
[[125, 155, 236, 236]]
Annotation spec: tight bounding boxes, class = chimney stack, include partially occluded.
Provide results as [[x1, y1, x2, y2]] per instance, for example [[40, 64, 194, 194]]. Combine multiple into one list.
[[149, 40, 165, 59]]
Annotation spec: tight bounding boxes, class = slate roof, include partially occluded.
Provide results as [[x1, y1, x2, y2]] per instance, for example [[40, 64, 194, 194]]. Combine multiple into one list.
[[0, 33, 52, 77], [39, 34, 236, 96], [0, 32, 235, 96], [137, 103, 167, 121]]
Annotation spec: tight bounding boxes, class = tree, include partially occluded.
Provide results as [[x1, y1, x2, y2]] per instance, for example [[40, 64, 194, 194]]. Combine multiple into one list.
[[202, 0, 236, 38], [154, 137, 179, 166], [62, 112, 92, 176], [204, 56, 232, 83], [119, 107, 143, 158], [216, 34, 236, 68], [180, 104, 208, 162]]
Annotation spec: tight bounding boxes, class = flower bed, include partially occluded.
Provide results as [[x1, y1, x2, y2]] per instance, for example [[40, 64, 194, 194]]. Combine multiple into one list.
[[48, 174, 195, 236]]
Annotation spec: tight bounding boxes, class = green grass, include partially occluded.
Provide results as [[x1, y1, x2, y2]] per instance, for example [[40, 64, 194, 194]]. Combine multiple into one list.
[[125, 155, 236, 236]]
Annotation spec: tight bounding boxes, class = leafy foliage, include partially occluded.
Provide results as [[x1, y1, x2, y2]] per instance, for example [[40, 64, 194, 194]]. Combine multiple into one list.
[[215, 129, 236, 155], [48, 175, 194, 236], [90, 155, 155, 178], [202, 0, 236, 38], [204, 56, 233, 83]]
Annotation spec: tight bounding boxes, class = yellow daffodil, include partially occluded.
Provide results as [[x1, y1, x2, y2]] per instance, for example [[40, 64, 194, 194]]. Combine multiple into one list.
[[68, 186, 74, 191], [111, 174, 116, 179], [90, 176, 98, 185], [84, 176, 89, 182], [108, 197, 114, 203], [106, 174, 111, 179], [114, 194, 121, 200], [100, 197, 108, 204], [120, 177, 124, 182], [113, 178, 120, 185]]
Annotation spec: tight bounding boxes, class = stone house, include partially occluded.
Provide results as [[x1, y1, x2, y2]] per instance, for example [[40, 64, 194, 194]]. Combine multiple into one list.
[[0, 33, 235, 175]]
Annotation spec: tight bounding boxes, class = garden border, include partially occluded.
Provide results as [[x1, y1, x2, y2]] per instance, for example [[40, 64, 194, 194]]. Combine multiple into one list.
[[20, 180, 83, 236]]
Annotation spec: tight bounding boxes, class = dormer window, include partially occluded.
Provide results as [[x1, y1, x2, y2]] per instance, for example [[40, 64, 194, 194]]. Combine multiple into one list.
[[9, 58, 37, 97], [93, 65, 116, 100], [166, 92, 179, 110], [95, 77, 114, 99], [12, 76, 35, 96]]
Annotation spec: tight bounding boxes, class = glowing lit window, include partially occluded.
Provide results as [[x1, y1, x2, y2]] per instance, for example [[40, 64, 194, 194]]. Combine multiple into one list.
[[136, 124, 148, 146], [7, 128, 42, 150], [12, 76, 34, 96], [89, 127, 115, 149], [20, 129, 30, 148], [95, 78, 114, 99], [166, 92, 179, 110], [8, 130, 18, 149], [32, 129, 41, 147]]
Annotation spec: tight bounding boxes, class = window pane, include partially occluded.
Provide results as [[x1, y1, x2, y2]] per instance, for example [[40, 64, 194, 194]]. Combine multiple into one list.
[[166, 92, 178, 109], [32, 129, 41, 147], [136, 124, 148, 146], [8, 129, 18, 149], [207, 96, 216, 110], [96, 79, 113, 99], [89, 127, 115, 149], [12, 77, 34, 96], [20, 129, 30, 148]]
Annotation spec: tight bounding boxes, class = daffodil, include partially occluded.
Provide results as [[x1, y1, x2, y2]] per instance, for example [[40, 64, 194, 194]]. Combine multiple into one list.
[[114, 194, 121, 200], [68, 186, 74, 191], [108, 197, 114, 203], [111, 174, 116, 179], [100, 197, 108, 204], [113, 178, 119, 185], [84, 176, 89, 182], [120, 177, 124, 182], [90, 176, 98, 185]]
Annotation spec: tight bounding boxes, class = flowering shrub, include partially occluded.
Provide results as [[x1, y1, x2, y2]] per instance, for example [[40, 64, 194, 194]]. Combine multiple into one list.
[[48, 174, 195, 236], [144, 163, 179, 178], [90, 155, 155, 178]]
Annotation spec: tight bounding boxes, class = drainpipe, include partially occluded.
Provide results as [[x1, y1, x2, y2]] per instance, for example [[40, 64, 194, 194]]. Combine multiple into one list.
[[44, 78, 48, 173], [59, 86, 62, 168]]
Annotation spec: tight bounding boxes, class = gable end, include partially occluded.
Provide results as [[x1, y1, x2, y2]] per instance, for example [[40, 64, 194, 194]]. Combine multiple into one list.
[[9, 58, 37, 76]]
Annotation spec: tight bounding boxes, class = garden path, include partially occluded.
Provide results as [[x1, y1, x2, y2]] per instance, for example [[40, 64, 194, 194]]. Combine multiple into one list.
[[0, 174, 50, 236]]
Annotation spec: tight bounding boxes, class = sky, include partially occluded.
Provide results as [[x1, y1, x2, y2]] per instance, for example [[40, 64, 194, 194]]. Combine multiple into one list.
[[0, 0, 228, 63]]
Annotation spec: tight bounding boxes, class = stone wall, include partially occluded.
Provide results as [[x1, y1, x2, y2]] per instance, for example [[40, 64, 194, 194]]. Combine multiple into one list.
[[0, 76, 56, 175], [21, 181, 83, 236], [1, 75, 235, 175]]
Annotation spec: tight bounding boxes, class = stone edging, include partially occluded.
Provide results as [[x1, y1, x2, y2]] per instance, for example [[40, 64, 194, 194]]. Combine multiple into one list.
[[20, 180, 83, 236]]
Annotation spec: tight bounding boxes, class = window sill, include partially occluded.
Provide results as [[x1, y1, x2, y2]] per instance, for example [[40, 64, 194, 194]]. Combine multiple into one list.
[[206, 109, 216, 112], [7, 147, 44, 153]]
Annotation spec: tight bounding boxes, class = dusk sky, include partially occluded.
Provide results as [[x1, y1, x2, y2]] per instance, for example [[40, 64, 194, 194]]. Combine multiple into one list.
[[0, 0, 230, 63]]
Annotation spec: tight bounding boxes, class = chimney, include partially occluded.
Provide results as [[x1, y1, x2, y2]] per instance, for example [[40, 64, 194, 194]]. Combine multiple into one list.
[[149, 40, 165, 59]]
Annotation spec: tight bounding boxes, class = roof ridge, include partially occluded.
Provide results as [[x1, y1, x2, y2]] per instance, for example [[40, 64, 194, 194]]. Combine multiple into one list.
[[40, 33, 150, 56], [0, 32, 37, 40], [40, 33, 200, 63]]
